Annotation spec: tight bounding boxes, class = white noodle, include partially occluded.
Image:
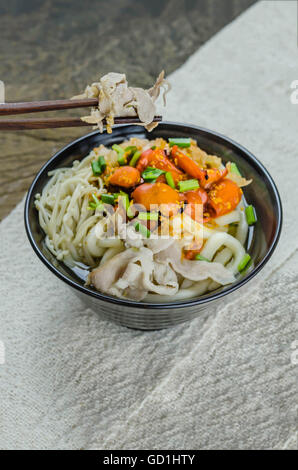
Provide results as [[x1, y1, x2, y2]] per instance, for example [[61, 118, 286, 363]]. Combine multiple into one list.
[[145, 280, 210, 302], [35, 138, 251, 301], [215, 210, 240, 226], [236, 207, 249, 245], [200, 232, 245, 274]]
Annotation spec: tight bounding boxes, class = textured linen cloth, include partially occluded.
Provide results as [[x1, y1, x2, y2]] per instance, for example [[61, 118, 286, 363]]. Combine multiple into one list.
[[0, 0, 297, 449]]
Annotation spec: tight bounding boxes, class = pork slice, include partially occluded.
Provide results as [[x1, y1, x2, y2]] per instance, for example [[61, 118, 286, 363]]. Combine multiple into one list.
[[155, 241, 235, 286], [112, 248, 178, 299], [144, 237, 175, 254], [87, 248, 139, 293], [147, 70, 171, 105], [130, 88, 156, 125]]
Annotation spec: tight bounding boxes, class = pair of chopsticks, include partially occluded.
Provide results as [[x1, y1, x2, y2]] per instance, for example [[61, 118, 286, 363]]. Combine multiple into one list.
[[0, 98, 162, 130]]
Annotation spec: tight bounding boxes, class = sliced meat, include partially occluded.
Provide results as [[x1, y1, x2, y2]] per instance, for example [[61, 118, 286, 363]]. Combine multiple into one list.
[[88, 246, 178, 300], [72, 71, 170, 133], [87, 248, 138, 293], [156, 240, 235, 285]]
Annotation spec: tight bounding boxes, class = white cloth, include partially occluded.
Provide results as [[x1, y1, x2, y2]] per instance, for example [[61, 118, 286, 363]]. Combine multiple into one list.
[[0, 0, 297, 449]]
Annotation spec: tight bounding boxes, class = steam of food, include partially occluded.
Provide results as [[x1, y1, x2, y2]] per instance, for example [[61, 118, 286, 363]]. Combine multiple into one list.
[[72, 71, 171, 133]]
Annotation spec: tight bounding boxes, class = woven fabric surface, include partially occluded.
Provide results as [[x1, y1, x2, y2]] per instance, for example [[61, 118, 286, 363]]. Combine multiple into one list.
[[0, 0, 297, 449]]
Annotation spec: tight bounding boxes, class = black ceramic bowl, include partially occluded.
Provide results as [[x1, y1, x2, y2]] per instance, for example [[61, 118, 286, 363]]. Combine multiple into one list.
[[25, 122, 282, 329]]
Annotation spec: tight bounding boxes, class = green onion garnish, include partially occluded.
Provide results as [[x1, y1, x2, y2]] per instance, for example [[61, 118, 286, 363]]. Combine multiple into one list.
[[101, 194, 115, 205], [168, 138, 191, 148], [195, 254, 210, 262], [92, 194, 101, 205], [178, 179, 199, 192], [91, 161, 101, 175], [151, 145, 156, 150], [165, 171, 175, 189], [125, 145, 138, 155], [118, 191, 130, 212], [118, 156, 126, 166], [112, 144, 126, 165], [129, 150, 141, 167], [88, 202, 97, 210], [127, 204, 135, 219], [98, 156, 106, 171], [88, 194, 104, 211], [245, 205, 257, 225], [238, 253, 251, 272], [91, 155, 106, 176], [134, 222, 151, 238], [138, 211, 159, 221], [230, 162, 241, 176], [91, 160, 101, 175], [142, 167, 165, 182], [112, 144, 124, 154]]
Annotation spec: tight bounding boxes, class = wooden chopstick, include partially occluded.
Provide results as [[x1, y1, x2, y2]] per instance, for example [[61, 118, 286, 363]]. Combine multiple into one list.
[[0, 116, 162, 130], [0, 98, 98, 115], [0, 98, 162, 130]]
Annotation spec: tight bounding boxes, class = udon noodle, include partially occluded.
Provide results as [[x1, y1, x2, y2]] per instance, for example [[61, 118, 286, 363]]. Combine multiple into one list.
[[35, 137, 255, 301]]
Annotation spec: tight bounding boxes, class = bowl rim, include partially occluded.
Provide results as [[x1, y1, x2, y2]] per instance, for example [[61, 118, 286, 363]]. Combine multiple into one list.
[[24, 121, 283, 310]]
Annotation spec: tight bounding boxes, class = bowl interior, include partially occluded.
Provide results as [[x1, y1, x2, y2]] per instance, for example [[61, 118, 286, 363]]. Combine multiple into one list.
[[25, 122, 282, 308]]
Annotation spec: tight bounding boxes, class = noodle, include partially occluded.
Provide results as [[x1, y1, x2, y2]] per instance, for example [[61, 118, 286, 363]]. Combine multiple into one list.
[[35, 137, 254, 301]]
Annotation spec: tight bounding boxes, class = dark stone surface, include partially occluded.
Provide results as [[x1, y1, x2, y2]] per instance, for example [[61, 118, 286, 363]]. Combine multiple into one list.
[[0, 0, 256, 219]]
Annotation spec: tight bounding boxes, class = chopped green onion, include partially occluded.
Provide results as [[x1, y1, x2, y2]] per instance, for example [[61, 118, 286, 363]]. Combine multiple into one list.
[[112, 144, 126, 165], [88, 202, 97, 210], [195, 254, 210, 262], [165, 171, 175, 189], [238, 253, 251, 272], [118, 191, 130, 212], [98, 156, 106, 171], [134, 222, 151, 238], [91, 155, 106, 176], [118, 156, 126, 165], [138, 211, 159, 221], [125, 145, 138, 155], [142, 167, 165, 182], [101, 194, 115, 205], [178, 179, 199, 192], [230, 162, 241, 176], [92, 194, 101, 205], [88, 196, 104, 211], [129, 150, 141, 167], [245, 205, 257, 225], [112, 144, 124, 154], [168, 138, 191, 148], [151, 145, 156, 150], [91, 160, 101, 175], [127, 204, 135, 219], [88, 203, 103, 211]]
